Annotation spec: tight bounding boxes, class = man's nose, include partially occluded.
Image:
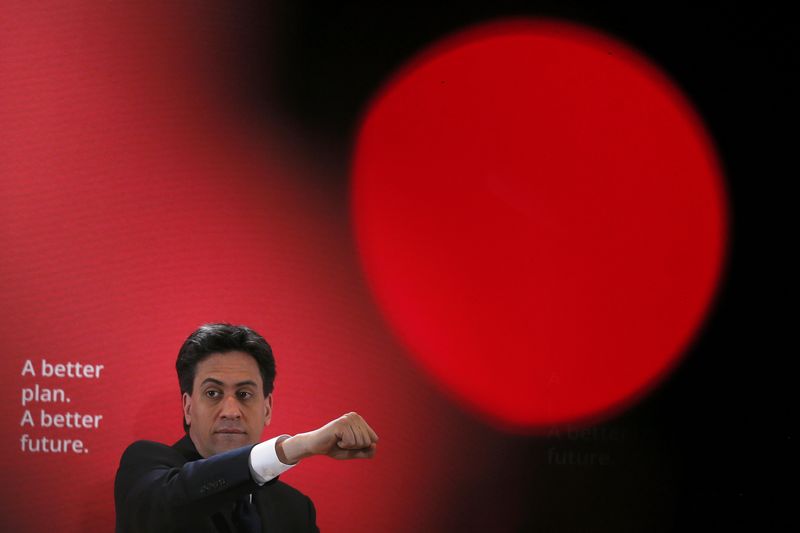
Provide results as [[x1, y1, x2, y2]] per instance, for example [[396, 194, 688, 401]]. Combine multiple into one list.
[[219, 394, 242, 419]]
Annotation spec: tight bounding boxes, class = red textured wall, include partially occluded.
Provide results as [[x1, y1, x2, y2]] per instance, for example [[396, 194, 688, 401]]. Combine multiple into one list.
[[0, 2, 483, 530]]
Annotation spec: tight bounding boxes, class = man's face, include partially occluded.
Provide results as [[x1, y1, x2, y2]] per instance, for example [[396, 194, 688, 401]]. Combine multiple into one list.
[[182, 351, 272, 458]]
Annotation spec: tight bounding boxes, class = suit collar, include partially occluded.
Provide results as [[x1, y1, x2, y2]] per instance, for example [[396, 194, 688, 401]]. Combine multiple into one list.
[[172, 434, 203, 461]]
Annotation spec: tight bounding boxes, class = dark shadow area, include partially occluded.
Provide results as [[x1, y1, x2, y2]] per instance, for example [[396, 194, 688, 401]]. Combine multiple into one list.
[[196, 2, 793, 529]]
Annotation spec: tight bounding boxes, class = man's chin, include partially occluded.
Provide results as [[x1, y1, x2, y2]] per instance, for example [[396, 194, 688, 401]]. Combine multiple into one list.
[[211, 432, 252, 452]]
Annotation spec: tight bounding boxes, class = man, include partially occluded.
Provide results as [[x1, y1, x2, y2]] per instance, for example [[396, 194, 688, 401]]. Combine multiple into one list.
[[114, 323, 379, 532]]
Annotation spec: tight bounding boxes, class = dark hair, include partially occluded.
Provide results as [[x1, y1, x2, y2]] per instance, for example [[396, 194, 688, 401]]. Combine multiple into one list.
[[176, 323, 276, 432]]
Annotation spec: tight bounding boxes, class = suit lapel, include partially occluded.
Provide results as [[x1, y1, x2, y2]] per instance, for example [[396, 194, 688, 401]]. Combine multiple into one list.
[[171, 434, 203, 461]]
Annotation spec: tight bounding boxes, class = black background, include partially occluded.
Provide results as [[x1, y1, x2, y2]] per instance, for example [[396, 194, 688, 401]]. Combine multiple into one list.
[[229, 2, 793, 530]]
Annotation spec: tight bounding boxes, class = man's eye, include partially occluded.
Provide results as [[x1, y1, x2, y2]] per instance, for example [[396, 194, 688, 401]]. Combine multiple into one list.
[[205, 390, 221, 399], [237, 391, 253, 400]]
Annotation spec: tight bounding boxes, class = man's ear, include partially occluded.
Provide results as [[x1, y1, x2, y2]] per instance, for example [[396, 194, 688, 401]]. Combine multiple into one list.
[[263, 393, 273, 427], [182, 392, 192, 427]]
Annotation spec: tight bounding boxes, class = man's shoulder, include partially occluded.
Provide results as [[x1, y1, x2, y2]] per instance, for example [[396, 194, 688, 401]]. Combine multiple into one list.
[[257, 479, 317, 527], [267, 479, 312, 502], [122, 439, 174, 453], [118, 439, 189, 469], [260, 478, 315, 511]]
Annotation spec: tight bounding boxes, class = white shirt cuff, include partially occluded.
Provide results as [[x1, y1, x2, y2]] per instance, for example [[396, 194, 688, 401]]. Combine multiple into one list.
[[248, 434, 296, 485]]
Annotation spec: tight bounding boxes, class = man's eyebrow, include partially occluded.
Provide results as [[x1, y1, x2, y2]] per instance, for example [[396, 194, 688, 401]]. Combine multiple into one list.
[[199, 378, 258, 388]]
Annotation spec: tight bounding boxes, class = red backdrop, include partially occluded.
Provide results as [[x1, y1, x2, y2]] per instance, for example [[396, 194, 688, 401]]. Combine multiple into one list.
[[3, 1, 775, 531], [0, 2, 488, 530]]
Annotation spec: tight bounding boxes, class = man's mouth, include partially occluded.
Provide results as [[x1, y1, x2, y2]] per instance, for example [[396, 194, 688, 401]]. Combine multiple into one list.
[[214, 428, 246, 434]]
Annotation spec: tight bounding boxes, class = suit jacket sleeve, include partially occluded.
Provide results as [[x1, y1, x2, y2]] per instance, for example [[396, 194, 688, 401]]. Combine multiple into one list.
[[114, 440, 263, 532]]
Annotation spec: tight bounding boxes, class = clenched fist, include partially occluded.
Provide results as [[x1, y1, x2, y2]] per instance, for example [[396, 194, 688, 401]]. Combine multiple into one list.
[[277, 412, 379, 464]]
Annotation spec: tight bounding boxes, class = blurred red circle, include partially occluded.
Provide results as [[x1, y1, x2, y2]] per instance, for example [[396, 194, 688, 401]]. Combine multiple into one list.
[[352, 20, 727, 430]]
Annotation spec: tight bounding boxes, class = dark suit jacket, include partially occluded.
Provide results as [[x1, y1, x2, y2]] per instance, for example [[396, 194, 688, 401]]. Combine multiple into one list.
[[114, 435, 318, 532]]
